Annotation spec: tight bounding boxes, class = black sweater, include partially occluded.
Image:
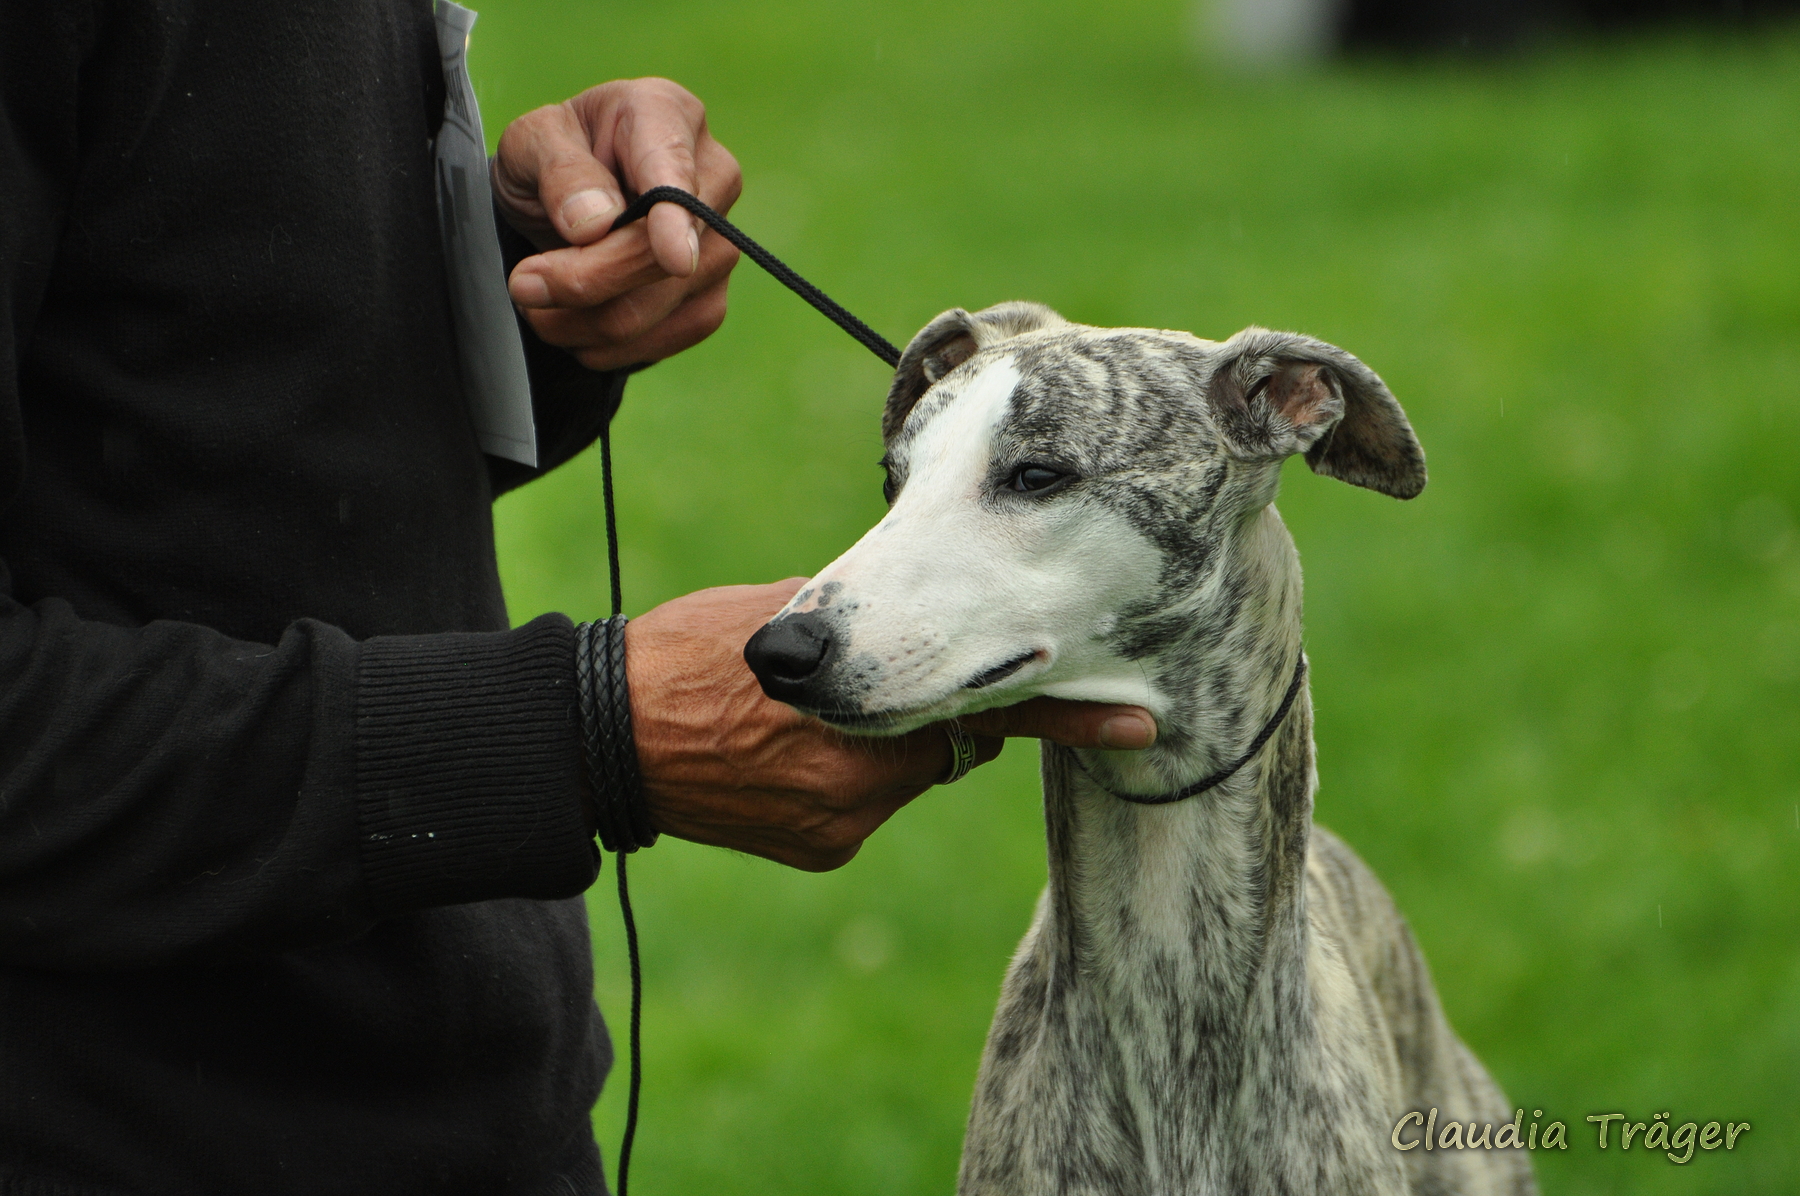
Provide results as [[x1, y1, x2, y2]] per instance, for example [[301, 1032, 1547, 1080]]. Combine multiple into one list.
[[0, 2, 621, 1191]]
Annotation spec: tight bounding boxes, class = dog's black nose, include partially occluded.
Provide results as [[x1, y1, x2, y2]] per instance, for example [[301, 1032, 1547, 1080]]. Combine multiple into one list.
[[743, 613, 836, 705]]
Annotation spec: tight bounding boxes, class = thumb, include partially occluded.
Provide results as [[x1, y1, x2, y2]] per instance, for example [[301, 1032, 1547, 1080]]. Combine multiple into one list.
[[492, 103, 626, 249], [958, 697, 1157, 750]]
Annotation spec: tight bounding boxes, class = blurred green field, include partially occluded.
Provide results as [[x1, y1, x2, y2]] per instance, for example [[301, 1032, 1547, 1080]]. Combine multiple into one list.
[[470, 4, 1800, 1193]]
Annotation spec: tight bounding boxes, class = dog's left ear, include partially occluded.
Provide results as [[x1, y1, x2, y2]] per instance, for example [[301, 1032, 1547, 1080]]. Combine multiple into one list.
[[1206, 328, 1426, 499], [883, 301, 1067, 442]]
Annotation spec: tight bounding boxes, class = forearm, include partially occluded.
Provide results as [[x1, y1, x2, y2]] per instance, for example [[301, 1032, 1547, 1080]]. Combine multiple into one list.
[[0, 600, 597, 970]]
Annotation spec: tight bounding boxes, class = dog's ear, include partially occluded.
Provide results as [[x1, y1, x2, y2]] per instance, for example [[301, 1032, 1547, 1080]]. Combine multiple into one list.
[[882, 302, 1067, 442], [1206, 328, 1426, 499]]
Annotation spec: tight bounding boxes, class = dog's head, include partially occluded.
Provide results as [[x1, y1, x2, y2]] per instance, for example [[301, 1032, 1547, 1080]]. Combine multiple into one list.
[[743, 301, 1424, 735]]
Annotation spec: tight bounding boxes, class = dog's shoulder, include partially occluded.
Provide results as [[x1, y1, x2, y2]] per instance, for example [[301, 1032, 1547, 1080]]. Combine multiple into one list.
[[1307, 827, 1534, 1195], [1305, 828, 1455, 1083], [1305, 825, 1406, 976]]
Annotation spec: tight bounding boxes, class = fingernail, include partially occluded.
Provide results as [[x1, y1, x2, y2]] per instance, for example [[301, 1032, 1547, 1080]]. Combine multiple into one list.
[[1098, 713, 1155, 750], [686, 226, 700, 276], [561, 189, 619, 233], [509, 271, 551, 309]]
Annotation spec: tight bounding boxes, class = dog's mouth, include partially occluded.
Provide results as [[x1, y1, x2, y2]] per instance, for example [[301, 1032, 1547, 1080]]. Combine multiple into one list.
[[809, 706, 931, 734], [805, 650, 1048, 734], [962, 649, 1042, 690], [811, 707, 896, 730]]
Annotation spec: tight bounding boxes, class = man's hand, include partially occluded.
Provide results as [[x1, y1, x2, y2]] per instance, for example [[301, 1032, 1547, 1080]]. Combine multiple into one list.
[[492, 78, 742, 372], [625, 579, 1157, 872]]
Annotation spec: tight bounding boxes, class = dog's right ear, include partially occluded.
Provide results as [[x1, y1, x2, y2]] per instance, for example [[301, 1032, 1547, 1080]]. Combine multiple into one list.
[[882, 302, 1066, 442]]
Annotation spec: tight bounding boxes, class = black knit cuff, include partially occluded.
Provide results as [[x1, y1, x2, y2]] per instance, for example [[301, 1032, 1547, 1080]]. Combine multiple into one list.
[[354, 613, 600, 915]]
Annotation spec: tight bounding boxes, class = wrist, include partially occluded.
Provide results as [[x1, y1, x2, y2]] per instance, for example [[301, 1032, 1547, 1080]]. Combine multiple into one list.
[[575, 616, 659, 852]]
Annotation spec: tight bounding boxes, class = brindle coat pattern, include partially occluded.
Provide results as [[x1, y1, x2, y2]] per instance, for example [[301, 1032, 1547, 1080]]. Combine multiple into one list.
[[763, 303, 1535, 1195]]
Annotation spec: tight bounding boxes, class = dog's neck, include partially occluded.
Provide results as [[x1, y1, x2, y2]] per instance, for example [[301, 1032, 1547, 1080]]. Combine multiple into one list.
[[1086, 502, 1307, 802], [1038, 504, 1318, 1139]]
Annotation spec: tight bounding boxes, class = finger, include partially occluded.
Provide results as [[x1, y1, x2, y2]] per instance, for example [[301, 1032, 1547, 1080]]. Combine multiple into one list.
[[492, 103, 626, 248], [962, 732, 1006, 780], [580, 282, 728, 370], [692, 134, 743, 215], [848, 720, 994, 795], [606, 78, 710, 277], [959, 697, 1158, 750], [529, 270, 687, 350], [538, 276, 723, 370], [972, 733, 1005, 766], [510, 194, 738, 314], [536, 274, 730, 373], [521, 225, 736, 343], [508, 226, 662, 311], [921, 727, 1005, 787]]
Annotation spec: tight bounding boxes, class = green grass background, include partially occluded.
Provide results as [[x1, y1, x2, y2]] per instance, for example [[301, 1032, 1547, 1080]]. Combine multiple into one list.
[[469, 4, 1800, 1192]]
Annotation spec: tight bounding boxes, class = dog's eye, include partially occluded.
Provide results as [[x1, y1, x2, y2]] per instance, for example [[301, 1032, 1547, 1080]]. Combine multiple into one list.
[[880, 463, 900, 504], [1008, 465, 1069, 493]]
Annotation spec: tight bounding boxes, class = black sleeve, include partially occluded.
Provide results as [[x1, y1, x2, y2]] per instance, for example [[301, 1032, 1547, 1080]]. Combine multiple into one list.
[[0, 7, 598, 972], [487, 211, 638, 497], [0, 602, 598, 971]]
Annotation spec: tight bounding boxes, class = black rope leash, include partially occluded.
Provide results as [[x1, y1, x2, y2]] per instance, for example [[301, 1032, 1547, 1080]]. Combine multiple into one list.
[[610, 186, 902, 368], [573, 420, 654, 1196], [574, 187, 901, 1196]]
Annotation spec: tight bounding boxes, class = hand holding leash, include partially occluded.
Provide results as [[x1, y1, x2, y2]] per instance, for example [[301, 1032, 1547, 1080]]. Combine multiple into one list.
[[492, 79, 743, 370]]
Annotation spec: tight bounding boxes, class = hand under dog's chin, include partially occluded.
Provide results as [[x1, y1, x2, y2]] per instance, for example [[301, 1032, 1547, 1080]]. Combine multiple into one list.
[[802, 667, 1164, 737], [807, 708, 939, 737], [803, 684, 1034, 737]]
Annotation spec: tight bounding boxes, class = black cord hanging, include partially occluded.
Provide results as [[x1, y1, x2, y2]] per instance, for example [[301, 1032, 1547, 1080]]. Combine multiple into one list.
[[598, 419, 647, 1196], [594, 186, 901, 1196]]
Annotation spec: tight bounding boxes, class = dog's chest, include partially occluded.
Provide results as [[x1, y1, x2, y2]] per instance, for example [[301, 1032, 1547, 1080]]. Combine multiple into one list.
[[959, 759, 1407, 1195]]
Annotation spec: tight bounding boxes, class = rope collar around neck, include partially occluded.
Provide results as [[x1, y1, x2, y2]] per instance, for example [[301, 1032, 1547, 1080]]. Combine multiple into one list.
[[1076, 653, 1307, 806]]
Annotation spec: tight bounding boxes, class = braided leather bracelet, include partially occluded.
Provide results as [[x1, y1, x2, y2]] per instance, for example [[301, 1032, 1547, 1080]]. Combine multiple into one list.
[[575, 616, 658, 853]]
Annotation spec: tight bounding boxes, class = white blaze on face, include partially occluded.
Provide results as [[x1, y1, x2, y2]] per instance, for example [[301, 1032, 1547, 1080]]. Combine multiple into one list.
[[781, 357, 1168, 731]]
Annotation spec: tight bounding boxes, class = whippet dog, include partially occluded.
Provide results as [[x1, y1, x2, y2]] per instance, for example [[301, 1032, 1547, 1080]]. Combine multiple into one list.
[[743, 302, 1536, 1195]]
